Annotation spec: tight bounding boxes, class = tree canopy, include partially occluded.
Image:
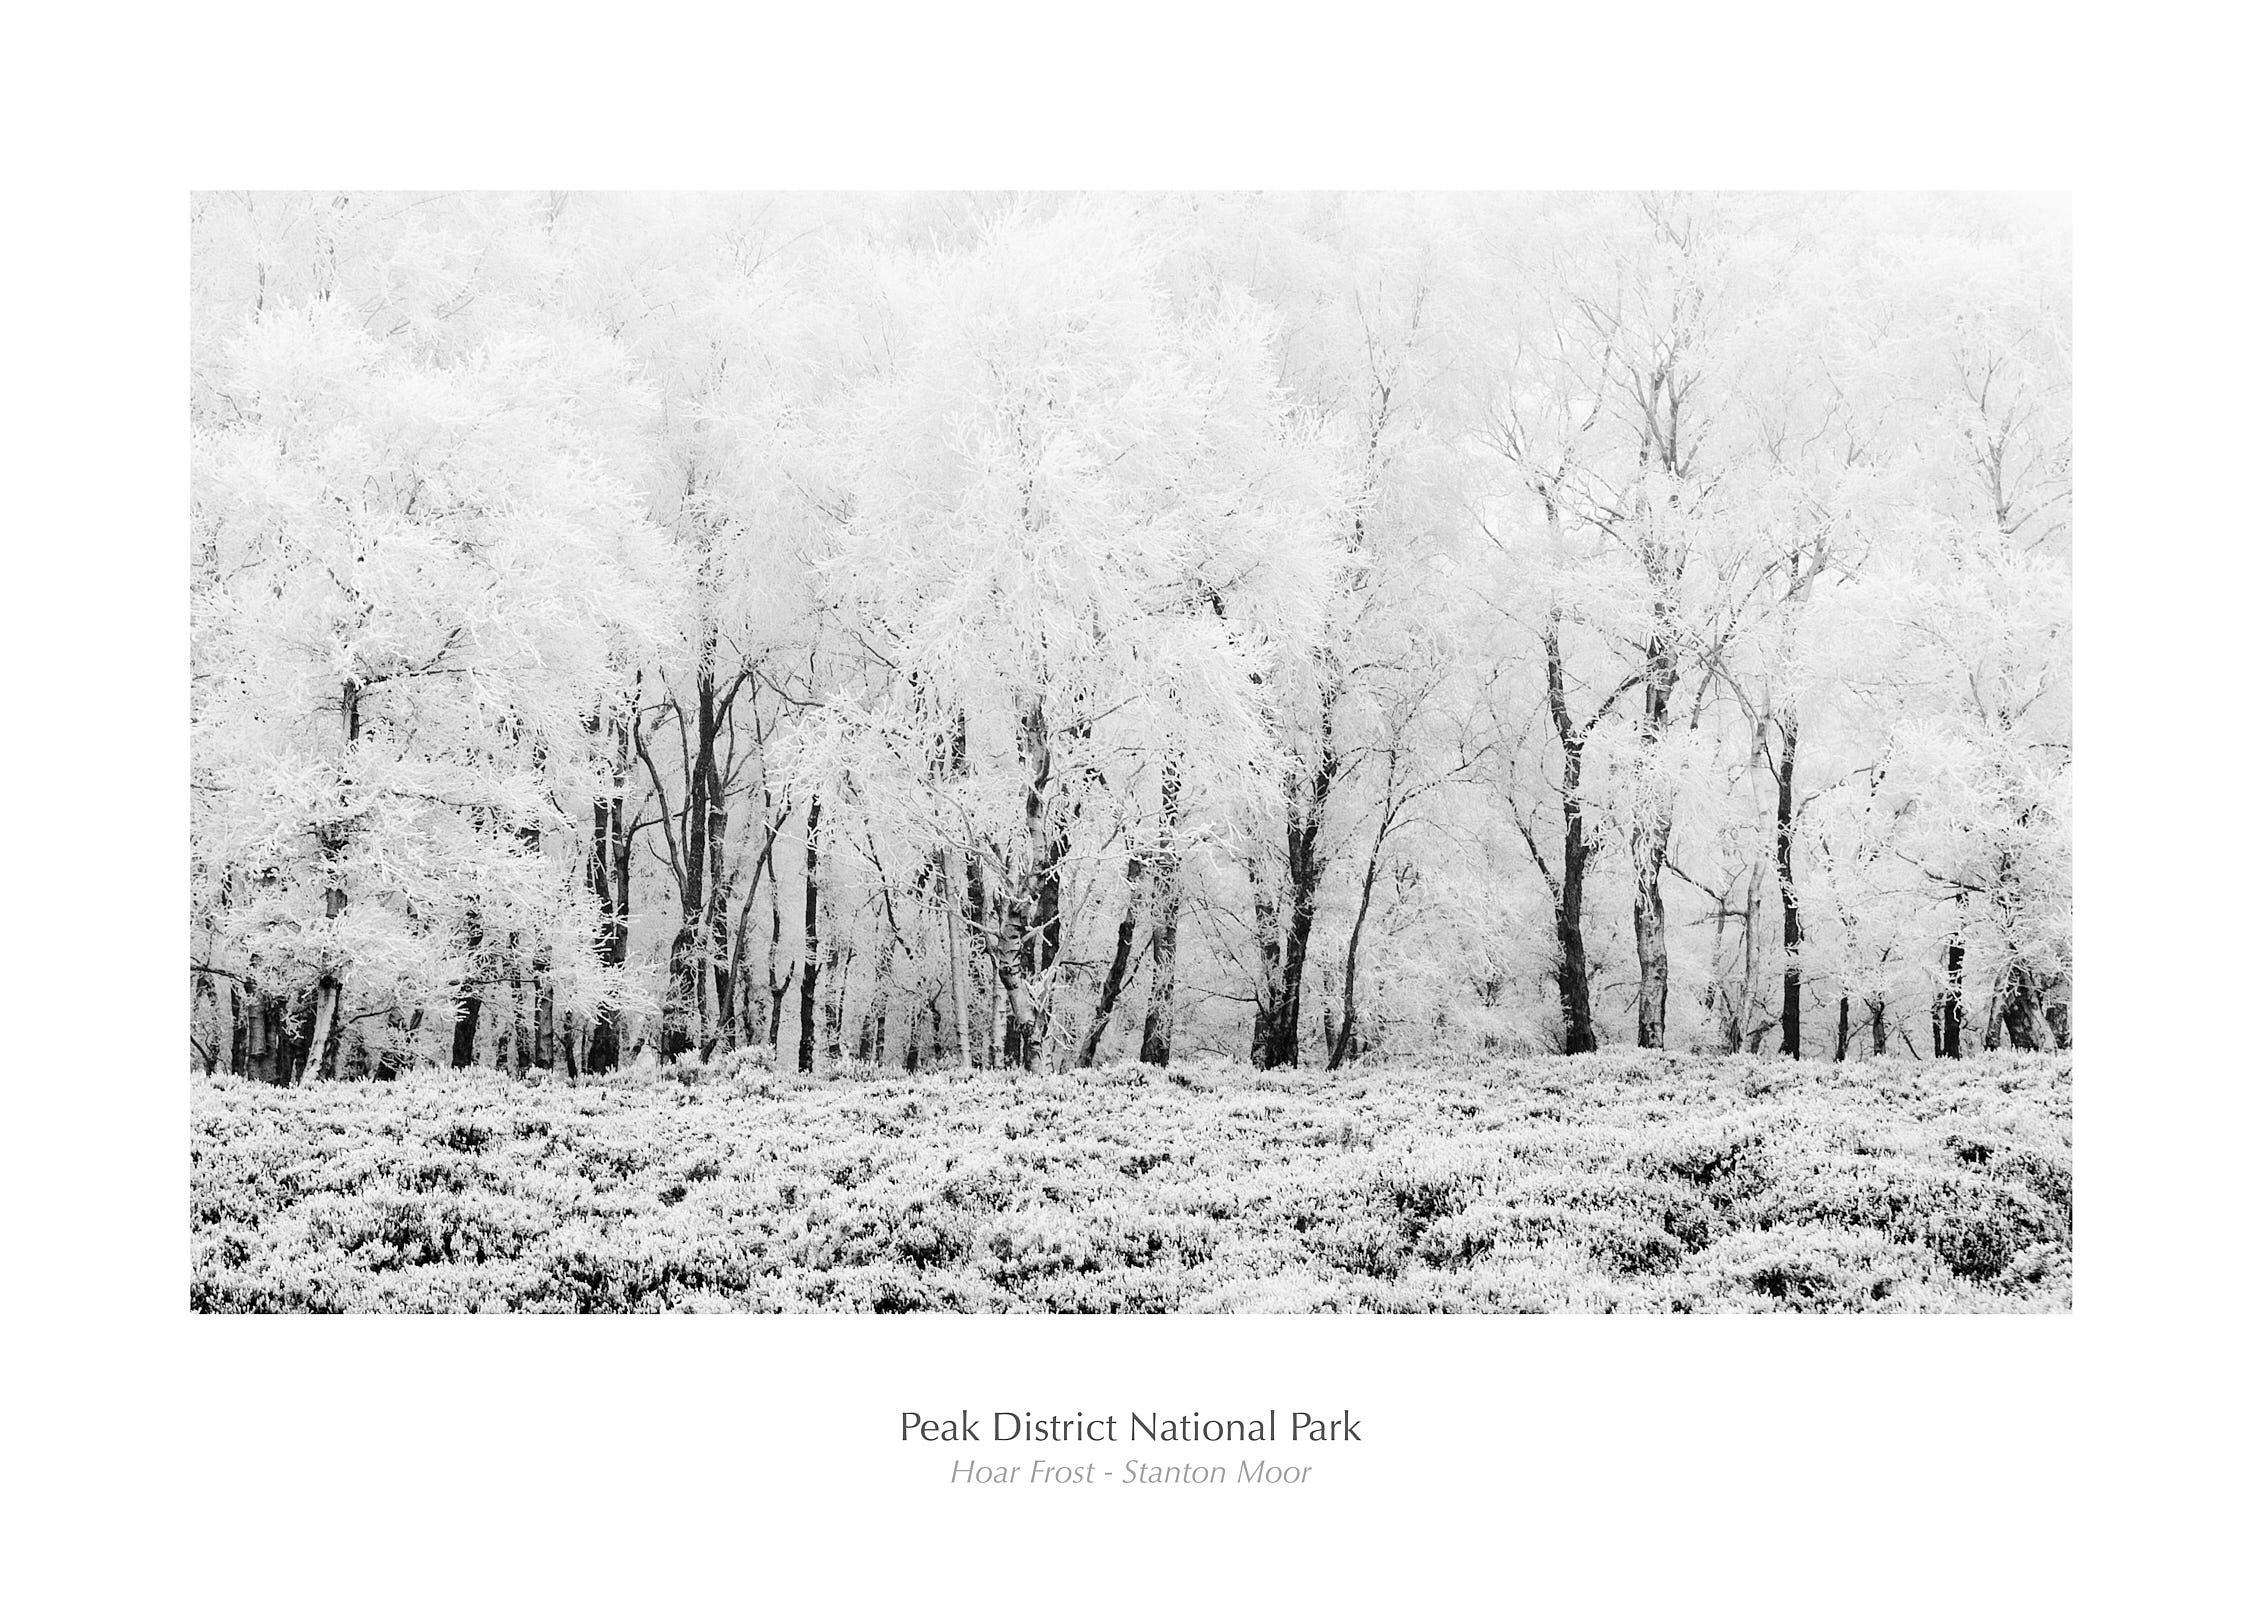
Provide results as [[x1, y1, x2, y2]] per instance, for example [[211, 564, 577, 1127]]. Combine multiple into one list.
[[189, 191, 2072, 1082]]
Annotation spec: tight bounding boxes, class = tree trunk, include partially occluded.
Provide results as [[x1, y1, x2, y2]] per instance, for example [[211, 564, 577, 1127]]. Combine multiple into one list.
[[1001, 698, 1068, 1071], [1834, 994, 1850, 1062], [1869, 996, 1887, 1057], [1543, 620, 1598, 1053], [301, 676, 361, 1084], [822, 946, 850, 1062], [1632, 845, 1671, 1049], [1248, 871, 1285, 1068], [1324, 743, 1414, 1074], [246, 994, 274, 1084], [584, 711, 630, 1075], [1324, 770, 1396, 1073], [1939, 939, 1965, 1058], [1631, 619, 1677, 1050], [1776, 715, 1803, 1057], [1138, 760, 1184, 1068], [533, 957, 556, 1077], [966, 846, 994, 1069], [285, 992, 316, 1085], [663, 656, 725, 1058], [502, 929, 531, 1079], [510, 818, 552, 1078], [227, 982, 250, 1078], [989, 966, 1007, 1072], [860, 915, 894, 1064], [998, 947, 1040, 1069], [722, 800, 783, 1056], [1074, 852, 1146, 1073], [450, 909, 483, 1070], [704, 792, 734, 1052], [1705, 893, 1740, 1054], [191, 971, 218, 1075], [1273, 702, 1337, 1069], [300, 977, 342, 1086], [766, 849, 789, 1053], [796, 794, 821, 1074], [945, 851, 974, 1074], [2001, 963, 2043, 1051]]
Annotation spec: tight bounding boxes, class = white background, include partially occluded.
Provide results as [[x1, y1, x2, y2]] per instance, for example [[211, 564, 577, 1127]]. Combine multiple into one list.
[[5, 3, 2254, 1593]]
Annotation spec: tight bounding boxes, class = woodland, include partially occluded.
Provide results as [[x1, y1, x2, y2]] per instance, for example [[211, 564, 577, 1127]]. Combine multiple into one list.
[[189, 191, 2072, 1087]]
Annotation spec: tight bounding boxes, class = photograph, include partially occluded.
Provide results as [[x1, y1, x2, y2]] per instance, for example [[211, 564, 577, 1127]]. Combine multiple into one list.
[[13, 7, 2248, 1589], [188, 190, 2073, 1315]]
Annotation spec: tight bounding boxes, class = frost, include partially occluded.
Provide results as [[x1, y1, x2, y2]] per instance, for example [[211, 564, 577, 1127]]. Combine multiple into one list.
[[191, 1048, 2070, 1313]]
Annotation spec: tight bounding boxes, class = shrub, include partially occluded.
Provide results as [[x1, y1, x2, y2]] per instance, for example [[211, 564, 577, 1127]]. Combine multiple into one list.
[[190, 1049, 2071, 1313]]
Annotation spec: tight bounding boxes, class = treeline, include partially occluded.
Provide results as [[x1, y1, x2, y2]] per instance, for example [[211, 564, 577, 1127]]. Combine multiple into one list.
[[189, 191, 2070, 1084]]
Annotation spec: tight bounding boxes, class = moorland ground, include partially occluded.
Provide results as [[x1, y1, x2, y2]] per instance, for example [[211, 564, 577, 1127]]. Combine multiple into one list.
[[190, 1049, 2071, 1313]]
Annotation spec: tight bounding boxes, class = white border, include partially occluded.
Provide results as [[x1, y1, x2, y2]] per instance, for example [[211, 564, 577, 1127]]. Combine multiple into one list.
[[9, 3, 2253, 1592]]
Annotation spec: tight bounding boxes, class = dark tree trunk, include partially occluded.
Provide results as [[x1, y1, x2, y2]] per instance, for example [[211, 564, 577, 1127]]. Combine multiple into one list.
[[513, 819, 553, 1078], [1834, 994, 1850, 1062], [533, 961, 555, 1077], [663, 656, 727, 1058], [1939, 940, 1965, 1058], [1552, 884, 1596, 1053], [2001, 963, 2043, 1051], [710, 878, 739, 1051], [1631, 847, 1670, 1049], [1138, 761, 1184, 1068], [822, 946, 849, 1062], [999, 949, 1038, 1070], [965, 847, 992, 1069], [766, 845, 790, 1053], [860, 918, 894, 1064], [502, 927, 530, 1079], [796, 795, 821, 1074], [1535, 617, 1602, 1053], [285, 991, 316, 1087], [1632, 619, 1677, 1049], [192, 972, 218, 1075], [1505, 419, 1637, 1059], [450, 908, 483, 1070], [1869, 996, 1887, 1057], [228, 983, 250, 1078], [942, 852, 972, 1073], [999, 699, 1068, 1071], [1074, 853, 1146, 1073], [247, 994, 279, 1084], [300, 677, 361, 1084], [705, 784, 734, 1051], [1273, 701, 1338, 1070], [1326, 747, 1406, 1073], [585, 711, 630, 1075], [1776, 716, 1803, 1057], [722, 800, 783, 1057], [1324, 799, 1390, 1073], [1248, 873, 1285, 1068]]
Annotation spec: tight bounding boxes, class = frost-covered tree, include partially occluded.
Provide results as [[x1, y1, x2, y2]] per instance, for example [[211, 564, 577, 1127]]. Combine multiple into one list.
[[189, 191, 2071, 1082], [777, 202, 1342, 1070], [192, 286, 674, 1079]]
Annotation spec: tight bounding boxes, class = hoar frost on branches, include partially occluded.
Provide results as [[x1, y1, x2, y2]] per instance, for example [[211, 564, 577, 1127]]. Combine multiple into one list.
[[188, 192, 2070, 1082]]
